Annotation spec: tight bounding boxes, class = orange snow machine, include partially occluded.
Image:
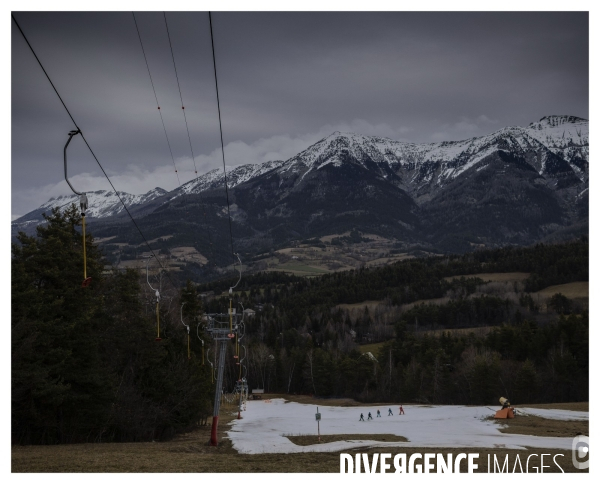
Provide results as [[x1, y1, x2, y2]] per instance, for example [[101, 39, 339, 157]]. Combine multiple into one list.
[[494, 397, 515, 419]]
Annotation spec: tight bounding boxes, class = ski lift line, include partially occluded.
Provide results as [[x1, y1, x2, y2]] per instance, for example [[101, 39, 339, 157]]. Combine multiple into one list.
[[133, 12, 215, 263], [132, 12, 181, 185], [163, 12, 199, 177], [208, 12, 236, 267], [160, 12, 216, 261], [11, 14, 179, 292]]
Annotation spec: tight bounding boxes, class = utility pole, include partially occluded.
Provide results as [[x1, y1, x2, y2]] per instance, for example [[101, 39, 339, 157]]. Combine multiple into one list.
[[389, 347, 392, 398], [316, 407, 321, 443]]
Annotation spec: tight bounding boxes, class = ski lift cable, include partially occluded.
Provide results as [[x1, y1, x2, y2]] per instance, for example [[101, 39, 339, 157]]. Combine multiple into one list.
[[11, 13, 179, 292], [133, 12, 216, 266], [161, 12, 216, 262], [208, 12, 236, 267], [163, 12, 199, 177], [132, 12, 181, 186]]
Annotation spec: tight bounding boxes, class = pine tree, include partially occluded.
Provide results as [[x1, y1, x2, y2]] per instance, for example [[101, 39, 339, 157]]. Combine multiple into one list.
[[12, 206, 108, 444]]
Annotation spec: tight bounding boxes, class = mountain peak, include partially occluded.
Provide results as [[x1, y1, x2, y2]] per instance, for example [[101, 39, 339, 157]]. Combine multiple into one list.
[[533, 115, 587, 127]]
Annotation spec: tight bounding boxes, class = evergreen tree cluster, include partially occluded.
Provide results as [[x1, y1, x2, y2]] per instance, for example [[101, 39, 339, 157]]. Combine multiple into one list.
[[12, 208, 212, 445]]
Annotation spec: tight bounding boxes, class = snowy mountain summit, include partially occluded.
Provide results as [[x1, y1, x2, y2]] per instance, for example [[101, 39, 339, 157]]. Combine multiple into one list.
[[171, 114, 588, 203]]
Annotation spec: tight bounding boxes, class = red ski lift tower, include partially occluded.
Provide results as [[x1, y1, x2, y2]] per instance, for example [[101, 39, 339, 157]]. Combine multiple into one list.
[[205, 254, 245, 446]]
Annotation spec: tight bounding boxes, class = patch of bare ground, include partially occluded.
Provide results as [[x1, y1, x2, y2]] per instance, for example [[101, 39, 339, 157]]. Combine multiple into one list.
[[285, 434, 408, 445], [519, 402, 588, 412], [492, 415, 588, 438], [11, 444, 586, 472]]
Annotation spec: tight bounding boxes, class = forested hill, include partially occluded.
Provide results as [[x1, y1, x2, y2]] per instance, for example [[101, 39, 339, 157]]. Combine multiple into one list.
[[200, 238, 589, 312]]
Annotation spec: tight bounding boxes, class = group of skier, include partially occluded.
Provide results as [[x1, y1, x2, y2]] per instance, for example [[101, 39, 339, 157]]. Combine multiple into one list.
[[359, 405, 404, 421]]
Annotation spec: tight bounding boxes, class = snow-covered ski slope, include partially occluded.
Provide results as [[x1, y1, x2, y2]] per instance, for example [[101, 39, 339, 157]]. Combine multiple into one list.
[[227, 399, 588, 454]]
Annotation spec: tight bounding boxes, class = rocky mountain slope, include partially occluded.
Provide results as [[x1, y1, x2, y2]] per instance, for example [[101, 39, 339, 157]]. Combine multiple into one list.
[[13, 115, 589, 263]]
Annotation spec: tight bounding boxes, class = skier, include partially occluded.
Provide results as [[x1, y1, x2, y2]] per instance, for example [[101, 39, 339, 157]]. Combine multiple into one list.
[[399, 405, 405, 415], [367, 412, 373, 420], [359, 413, 365, 421], [377, 409, 381, 417], [388, 408, 393, 416]]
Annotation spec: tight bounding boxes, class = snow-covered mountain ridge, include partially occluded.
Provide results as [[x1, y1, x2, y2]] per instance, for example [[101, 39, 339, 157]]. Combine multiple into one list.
[[14, 115, 588, 230], [170, 114, 588, 201]]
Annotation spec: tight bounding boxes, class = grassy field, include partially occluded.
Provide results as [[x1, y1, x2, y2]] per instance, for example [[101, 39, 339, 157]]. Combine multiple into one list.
[[11, 442, 587, 473], [532, 282, 588, 299], [267, 261, 331, 276], [359, 340, 393, 355]]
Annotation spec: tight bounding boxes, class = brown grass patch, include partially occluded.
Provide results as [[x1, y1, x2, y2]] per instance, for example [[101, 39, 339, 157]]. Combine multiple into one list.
[[359, 340, 393, 355], [12, 444, 586, 472], [493, 415, 588, 438], [533, 282, 588, 299], [285, 434, 408, 446], [520, 402, 588, 412]]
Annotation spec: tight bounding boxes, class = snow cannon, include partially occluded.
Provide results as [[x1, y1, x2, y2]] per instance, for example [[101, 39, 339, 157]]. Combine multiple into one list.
[[494, 396, 515, 419]]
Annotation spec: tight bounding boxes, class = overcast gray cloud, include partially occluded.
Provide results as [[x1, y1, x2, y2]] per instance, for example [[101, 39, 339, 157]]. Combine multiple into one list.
[[11, 11, 588, 218]]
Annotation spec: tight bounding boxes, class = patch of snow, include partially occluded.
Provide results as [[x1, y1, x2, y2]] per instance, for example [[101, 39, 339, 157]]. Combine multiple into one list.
[[228, 399, 585, 454]]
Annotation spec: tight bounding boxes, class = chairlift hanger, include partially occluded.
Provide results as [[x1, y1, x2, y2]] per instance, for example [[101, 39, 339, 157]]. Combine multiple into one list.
[[227, 253, 242, 339], [196, 322, 205, 366], [180, 302, 191, 360], [64, 129, 91, 288], [146, 255, 162, 341]]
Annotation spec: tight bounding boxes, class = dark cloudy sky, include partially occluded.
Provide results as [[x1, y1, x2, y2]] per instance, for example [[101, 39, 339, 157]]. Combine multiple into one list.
[[11, 11, 588, 219]]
